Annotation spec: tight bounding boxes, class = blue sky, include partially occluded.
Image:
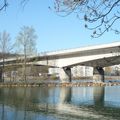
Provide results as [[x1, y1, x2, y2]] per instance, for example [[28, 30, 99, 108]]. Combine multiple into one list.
[[0, 0, 120, 53]]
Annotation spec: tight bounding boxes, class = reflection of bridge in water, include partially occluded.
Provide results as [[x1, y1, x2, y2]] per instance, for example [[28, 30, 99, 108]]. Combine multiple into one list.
[[0, 87, 120, 119]]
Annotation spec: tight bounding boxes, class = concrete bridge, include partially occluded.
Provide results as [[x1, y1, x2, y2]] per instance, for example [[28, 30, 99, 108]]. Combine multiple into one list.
[[1, 42, 120, 82]]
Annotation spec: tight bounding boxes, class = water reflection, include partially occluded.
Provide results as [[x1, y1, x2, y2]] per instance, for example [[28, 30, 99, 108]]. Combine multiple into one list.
[[0, 86, 120, 120], [59, 87, 71, 104], [93, 87, 104, 106]]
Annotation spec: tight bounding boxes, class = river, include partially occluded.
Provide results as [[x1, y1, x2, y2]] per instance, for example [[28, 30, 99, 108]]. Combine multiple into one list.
[[0, 85, 120, 120]]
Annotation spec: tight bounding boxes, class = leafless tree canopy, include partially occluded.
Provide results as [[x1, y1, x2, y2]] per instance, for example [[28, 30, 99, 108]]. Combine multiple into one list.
[[1, 0, 120, 37], [0, 0, 8, 11], [54, 0, 120, 37], [0, 31, 11, 82], [15, 26, 37, 81], [0, 0, 28, 11]]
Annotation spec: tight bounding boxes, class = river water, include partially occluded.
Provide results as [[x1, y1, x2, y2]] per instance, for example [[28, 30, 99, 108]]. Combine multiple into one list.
[[0, 85, 120, 120]]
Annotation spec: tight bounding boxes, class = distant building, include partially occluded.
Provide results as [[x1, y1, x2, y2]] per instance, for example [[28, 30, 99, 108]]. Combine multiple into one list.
[[48, 65, 120, 78], [49, 66, 93, 77], [71, 66, 93, 77]]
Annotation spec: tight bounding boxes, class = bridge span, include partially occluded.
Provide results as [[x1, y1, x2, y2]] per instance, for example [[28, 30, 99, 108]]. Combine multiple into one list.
[[35, 42, 120, 82], [1, 42, 120, 82]]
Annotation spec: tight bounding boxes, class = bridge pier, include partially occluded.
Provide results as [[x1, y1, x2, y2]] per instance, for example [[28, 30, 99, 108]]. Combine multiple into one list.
[[59, 67, 72, 82], [93, 67, 104, 82]]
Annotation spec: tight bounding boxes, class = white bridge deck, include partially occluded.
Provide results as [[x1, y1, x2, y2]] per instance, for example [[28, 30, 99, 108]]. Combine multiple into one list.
[[0, 41, 120, 68]]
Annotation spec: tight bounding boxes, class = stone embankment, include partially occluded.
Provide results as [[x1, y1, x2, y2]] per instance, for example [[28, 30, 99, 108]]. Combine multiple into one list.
[[0, 82, 120, 87]]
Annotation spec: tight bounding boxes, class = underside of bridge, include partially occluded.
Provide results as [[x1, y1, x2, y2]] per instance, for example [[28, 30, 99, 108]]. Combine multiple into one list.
[[59, 66, 105, 82], [58, 55, 120, 82]]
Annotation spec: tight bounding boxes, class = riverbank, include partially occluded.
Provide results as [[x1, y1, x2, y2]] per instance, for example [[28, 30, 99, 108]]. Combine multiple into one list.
[[1, 75, 120, 87], [0, 81, 120, 87]]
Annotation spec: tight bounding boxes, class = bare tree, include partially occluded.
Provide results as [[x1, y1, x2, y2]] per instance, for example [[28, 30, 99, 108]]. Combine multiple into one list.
[[0, 0, 30, 10], [54, 0, 120, 38], [0, 31, 12, 82], [15, 26, 37, 82], [1, 0, 119, 38], [0, 0, 8, 11]]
